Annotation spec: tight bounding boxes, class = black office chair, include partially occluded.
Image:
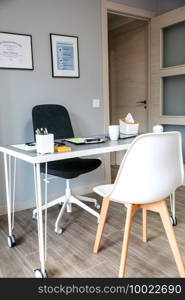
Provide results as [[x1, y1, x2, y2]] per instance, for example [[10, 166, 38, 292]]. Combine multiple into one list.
[[32, 104, 101, 234]]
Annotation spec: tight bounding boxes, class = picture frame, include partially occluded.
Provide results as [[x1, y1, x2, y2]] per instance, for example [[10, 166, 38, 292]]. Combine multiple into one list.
[[0, 32, 34, 70], [50, 33, 80, 78]]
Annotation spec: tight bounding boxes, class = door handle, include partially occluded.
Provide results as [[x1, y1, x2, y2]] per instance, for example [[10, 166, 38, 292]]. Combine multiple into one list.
[[136, 100, 147, 109], [136, 100, 147, 105]]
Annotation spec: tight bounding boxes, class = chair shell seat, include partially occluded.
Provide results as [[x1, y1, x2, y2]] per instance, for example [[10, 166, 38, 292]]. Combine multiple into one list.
[[93, 184, 114, 198], [93, 132, 185, 278]]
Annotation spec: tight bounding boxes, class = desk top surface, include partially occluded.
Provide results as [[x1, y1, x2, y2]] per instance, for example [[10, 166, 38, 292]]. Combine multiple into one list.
[[0, 138, 135, 164]]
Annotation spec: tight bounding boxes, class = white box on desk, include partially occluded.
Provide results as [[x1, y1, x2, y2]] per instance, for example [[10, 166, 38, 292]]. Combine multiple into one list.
[[119, 120, 139, 135], [36, 134, 54, 154]]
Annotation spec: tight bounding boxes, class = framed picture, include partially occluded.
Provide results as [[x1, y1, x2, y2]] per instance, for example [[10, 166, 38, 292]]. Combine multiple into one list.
[[0, 32, 34, 70], [50, 34, 80, 78]]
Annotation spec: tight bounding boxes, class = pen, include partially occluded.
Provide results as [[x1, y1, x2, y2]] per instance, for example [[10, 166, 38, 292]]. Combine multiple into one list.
[[36, 128, 49, 135]]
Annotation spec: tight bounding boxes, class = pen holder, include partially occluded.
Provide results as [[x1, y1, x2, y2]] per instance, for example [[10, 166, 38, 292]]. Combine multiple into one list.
[[36, 134, 54, 154]]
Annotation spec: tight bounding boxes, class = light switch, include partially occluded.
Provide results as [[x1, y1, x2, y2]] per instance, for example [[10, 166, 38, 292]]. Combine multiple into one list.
[[92, 99, 100, 108]]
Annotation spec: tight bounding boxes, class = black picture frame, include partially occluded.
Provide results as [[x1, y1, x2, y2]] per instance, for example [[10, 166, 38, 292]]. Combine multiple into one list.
[[50, 33, 80, 78], [0, 32, 34, 70]]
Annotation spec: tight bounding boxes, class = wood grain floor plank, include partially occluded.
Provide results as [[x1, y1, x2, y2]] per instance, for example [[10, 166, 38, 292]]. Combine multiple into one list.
[[0, 169, 185, 277]]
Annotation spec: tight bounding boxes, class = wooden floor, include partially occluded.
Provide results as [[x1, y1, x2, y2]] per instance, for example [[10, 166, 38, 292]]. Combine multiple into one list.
[[0, 169, 185, 277]]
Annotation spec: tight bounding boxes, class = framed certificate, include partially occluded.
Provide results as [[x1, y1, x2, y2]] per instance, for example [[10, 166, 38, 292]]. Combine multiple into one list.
[[0, 32, 34, 70], [50, 34, 80, 78]]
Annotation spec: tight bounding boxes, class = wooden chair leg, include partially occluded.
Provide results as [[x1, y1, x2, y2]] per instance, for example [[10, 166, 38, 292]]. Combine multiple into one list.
[[119, 204, 136, 278], [93, 197, 110, 253], [142, 209, 147, 243], [159, 200, 185, 277]]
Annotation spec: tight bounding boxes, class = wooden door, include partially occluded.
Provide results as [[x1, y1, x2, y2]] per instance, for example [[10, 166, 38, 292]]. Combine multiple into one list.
[[109, 19, 148, 165]]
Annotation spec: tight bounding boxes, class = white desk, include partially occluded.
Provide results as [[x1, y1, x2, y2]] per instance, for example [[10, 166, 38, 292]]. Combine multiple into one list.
[[0, 138, 134, 278]]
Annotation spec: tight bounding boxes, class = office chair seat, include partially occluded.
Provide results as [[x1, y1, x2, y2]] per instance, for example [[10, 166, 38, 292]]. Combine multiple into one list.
[[41, 157, 101, 179]]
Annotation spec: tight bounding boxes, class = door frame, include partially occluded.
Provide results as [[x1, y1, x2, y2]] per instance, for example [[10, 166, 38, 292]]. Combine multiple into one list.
[[101, 0, 156, 182]]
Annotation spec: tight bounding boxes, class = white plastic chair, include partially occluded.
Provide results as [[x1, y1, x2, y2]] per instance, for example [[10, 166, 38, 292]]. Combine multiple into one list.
[[153, 125, 177, 226], [93, 132, 185, 278]]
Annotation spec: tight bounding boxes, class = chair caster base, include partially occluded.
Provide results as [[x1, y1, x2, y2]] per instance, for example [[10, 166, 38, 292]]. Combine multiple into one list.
[[7, 235, 16, 248], [55, 228, 63, 235], [34, 268, 48, 278], [170, 216, 177, 226]]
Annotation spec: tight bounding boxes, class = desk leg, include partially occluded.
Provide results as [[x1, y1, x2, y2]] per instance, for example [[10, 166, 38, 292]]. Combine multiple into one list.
[[4, 153, 17, 248], [33, 163, 48, 278]]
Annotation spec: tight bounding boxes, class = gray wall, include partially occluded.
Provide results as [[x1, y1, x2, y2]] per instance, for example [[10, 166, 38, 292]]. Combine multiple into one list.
[[0, 0, 104, 210]]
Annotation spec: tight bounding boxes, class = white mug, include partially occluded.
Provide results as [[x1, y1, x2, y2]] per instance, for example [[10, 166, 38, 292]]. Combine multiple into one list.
[[108, 125, 120, 141], [153, 124, 163, 133]]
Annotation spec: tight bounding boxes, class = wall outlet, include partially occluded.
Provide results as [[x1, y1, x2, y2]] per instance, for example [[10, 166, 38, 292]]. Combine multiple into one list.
[[92, 99, 100, 108]]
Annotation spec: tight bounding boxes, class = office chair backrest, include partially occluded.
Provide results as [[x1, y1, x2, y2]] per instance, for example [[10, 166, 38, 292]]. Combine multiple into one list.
[[109, 132, 184, 204], [32, 104, 74, 140]]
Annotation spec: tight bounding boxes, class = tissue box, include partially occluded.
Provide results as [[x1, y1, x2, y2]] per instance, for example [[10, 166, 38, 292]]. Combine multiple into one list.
[[119, 119, 139, 135], [36, 134, 54, 154]]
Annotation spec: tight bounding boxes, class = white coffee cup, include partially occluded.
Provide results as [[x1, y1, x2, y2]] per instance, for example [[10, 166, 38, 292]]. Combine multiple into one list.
[[153, 124, 164, 133], [108, 125, 120, 141]]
